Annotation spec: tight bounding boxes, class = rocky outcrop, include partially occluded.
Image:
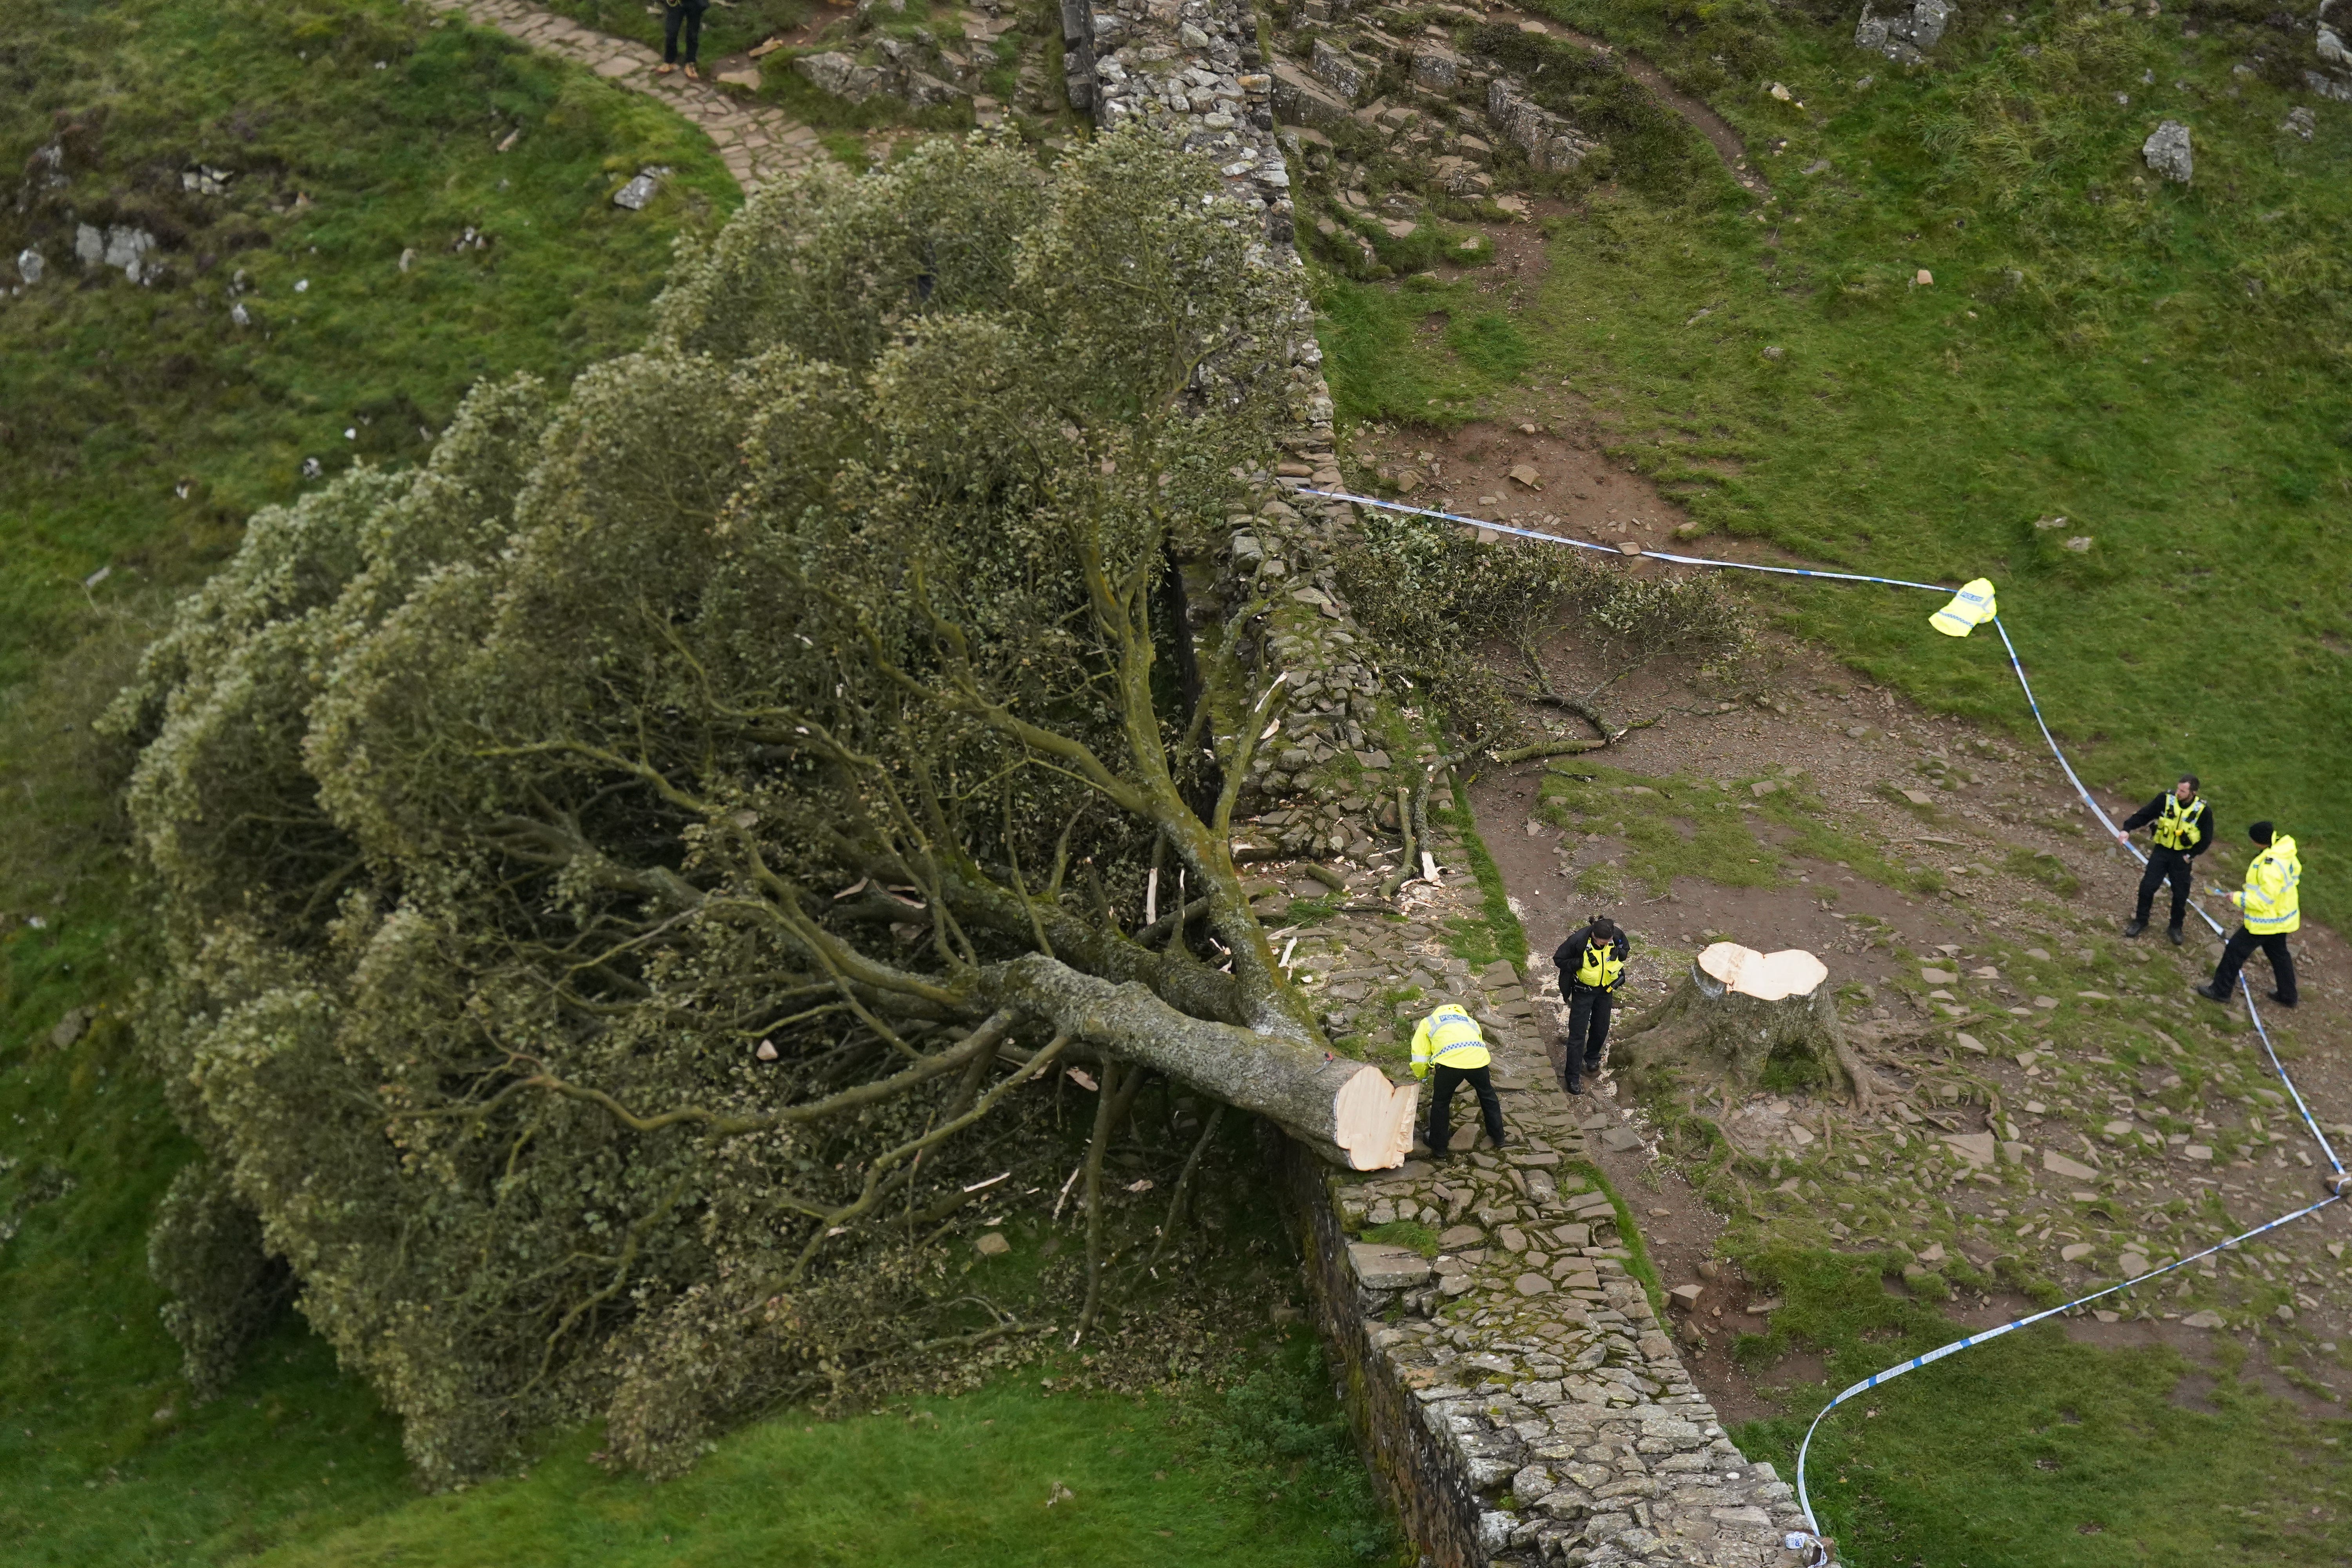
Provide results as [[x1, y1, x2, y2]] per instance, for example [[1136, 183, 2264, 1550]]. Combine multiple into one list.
[[795, 49, 886, 102], [73, 222, 162, 285], [1486, 79, 1600, 173], [2311, 0, 2352, 101], [1853, 0, 1954, 65]]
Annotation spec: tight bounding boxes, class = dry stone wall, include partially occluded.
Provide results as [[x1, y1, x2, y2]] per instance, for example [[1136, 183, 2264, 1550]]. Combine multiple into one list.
[[1247, 860, 1815, 1567], [1114, 16, 1810, 1548]]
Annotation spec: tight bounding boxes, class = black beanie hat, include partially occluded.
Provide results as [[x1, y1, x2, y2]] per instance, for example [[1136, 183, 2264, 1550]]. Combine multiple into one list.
[[2249, 820, 2275, 844]]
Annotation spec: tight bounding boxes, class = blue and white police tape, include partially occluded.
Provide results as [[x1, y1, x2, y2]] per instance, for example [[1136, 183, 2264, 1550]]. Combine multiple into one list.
[[1296, 490, 1956, 593], [1296, 485, 2346, 1559], [1785, 1187, 2343, 1555]]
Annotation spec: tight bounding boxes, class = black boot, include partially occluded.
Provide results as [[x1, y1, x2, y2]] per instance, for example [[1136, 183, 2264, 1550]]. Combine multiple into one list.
[[2167, 924, 2185, 946], [2269, 991, 2298, 1009], [2194, 982, 2229, 1004], [1564, 1070, 1584, 1096], [2122, 918, 2147, 938]]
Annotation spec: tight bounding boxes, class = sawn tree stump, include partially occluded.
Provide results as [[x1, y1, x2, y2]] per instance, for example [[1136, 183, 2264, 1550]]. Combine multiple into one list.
[[1613, 942, 1867, 1102]]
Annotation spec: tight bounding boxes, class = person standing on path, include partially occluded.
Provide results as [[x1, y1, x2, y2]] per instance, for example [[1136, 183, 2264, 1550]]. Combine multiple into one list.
[[1552, 915, 1628, 1096], [2116, 775, 2214, 943], [656, 0, 710, 79], [2196, 820, 2300, 1009], [1410, 1002, 1508, 1156]]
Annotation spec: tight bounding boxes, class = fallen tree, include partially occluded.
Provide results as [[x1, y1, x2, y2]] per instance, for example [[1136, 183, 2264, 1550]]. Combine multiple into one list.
[[108, 131, 1411, 1485]]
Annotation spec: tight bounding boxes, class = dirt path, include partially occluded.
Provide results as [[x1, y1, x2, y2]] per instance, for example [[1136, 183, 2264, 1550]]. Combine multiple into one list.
[[1461, 617, 2352, 1423], [422, 0, 826, 191]]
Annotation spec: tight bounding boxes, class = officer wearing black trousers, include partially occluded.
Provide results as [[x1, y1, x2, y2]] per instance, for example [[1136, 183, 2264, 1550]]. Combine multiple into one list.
[[1552, 915, 1629, 1095], [2115, 775, 2214, 944]]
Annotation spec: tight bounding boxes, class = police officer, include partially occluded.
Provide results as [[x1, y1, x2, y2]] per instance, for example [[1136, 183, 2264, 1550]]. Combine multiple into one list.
[[2197, 821, 2300, 1009], [1552, 915, 1629, 1095], [1410, 1002, 1508, 1156], [2115, 774, 2214, 944]]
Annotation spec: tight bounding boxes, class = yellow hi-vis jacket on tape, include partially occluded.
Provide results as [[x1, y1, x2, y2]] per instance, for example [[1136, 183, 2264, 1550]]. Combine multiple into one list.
[[1929, 578, 1998, 638], [1410, 1005, 1490, 1080], [2234, 835, 2301, 935]]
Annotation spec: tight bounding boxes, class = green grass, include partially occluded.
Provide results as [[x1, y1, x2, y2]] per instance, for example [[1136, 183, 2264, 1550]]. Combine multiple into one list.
[[1361, 1219, 1443, 1258], [0, 0, 736, 689], [245, 1343, 1394, 1568], [1436, 777, 1530, 967], [1731, 1247, 2352, 1566], [1319, 2, 2352, 926], [1314, 273, 1519, 423]]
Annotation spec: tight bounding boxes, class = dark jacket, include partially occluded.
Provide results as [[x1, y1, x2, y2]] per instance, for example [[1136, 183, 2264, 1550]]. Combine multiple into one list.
[[1553, 924, 1630, 993], [2122, 792, 2215, 858]]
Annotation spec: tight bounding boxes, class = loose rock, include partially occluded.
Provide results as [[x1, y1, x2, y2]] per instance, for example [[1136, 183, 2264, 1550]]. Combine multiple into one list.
[[2142, 119, 2193, 184]]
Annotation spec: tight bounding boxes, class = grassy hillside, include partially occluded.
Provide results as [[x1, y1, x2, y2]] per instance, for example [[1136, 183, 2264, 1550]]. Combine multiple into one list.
[[0, 0, 736, 691], [0, 5, 1400, 1566], [1322, 0, 2351, 920]]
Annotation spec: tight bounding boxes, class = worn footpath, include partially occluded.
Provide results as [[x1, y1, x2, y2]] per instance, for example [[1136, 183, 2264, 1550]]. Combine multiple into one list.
[[421, 0, 824, 191]]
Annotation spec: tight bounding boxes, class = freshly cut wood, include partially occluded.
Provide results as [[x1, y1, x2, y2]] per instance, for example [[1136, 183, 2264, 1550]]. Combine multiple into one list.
[[1004, 954, 1420, 1170], [1698, 942, 1828, 1001], [1613, 941, 1873, 1105]]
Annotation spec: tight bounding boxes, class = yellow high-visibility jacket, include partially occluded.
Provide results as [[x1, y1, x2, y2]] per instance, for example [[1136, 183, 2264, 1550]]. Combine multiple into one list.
[[1409, 1005, 1490, 1080], [2234, 835, 2301, 935]]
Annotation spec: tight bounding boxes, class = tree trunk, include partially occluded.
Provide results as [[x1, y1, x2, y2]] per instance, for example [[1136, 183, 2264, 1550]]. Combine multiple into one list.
[[1001, 953, 1419, 1170], [1612, 942, 1866, 1103]]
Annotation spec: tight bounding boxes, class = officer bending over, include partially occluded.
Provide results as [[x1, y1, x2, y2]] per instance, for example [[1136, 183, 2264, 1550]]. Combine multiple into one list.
[[1410, 1003, 1508, 1157]]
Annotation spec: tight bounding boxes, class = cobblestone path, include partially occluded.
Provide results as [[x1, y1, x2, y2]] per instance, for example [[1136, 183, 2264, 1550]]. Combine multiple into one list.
[[422, 0, 826, 190]]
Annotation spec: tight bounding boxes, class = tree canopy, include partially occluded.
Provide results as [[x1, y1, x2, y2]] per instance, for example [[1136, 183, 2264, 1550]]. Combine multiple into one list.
[[108, 132, 1399, 1483]]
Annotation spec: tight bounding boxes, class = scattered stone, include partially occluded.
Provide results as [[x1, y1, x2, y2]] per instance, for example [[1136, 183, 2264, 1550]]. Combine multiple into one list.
[[49, 1007, 94, 1050], [2181, 1309, 2225, 1329], [613, 167, 670, 211], [1507, 464, 1541, 489], [14, 249, 42, 286], [2282, 105, 2316, 140], [1945, 1132, 1996, 1167], [2142, 120, 2193, 184], [974, 1230, 1011, 1256], [1855, 0, 1955, 64], [74, 222, 161, 284], [2060, 1242, 2094, 1261], [2043, 1150, 2099, 1180], [717, 67, 762, 90]]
